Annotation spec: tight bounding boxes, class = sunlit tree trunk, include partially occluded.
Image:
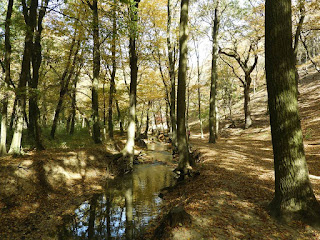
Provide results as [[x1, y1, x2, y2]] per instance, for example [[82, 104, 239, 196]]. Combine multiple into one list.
[[265, 0, 320, 220], [209, 1, 220, 143], [176, 0, 191, 175], [0, 0, 13, 155], [122, 0, 140, 169]]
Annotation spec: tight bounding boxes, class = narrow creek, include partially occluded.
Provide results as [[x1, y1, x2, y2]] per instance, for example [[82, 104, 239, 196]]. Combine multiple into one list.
[[58, 142, 175, 239]]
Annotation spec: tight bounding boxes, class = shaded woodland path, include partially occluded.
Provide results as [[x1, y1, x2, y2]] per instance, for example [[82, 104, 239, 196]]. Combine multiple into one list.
[[146, 72, 320, 239]]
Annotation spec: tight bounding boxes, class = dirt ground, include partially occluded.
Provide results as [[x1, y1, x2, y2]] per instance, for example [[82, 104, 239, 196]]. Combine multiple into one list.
[[143, 71, 320, 239]]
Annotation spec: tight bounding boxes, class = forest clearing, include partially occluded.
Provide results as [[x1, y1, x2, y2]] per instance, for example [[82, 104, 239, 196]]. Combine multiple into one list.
[[1, 0, 320, 239]]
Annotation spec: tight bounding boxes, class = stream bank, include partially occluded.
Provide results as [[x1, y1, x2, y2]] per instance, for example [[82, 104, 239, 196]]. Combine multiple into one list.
[[0, 138, 176, 239]]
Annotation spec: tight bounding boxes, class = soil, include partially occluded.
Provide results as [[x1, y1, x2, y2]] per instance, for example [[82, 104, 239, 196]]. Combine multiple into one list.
[[143, 71, 320, 239]]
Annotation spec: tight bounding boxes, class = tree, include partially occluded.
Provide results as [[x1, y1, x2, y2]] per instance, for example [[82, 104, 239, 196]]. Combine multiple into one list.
[[265, 0, 320, 221], [0, 0, 14, 155], [167, 0, 178, 148], [209, 0, 220, 143], [219, 42, 258, 129], [28, 0, 49, 150], [176, 0, 192, 176], [86, 0, 102, 144], [50, 35, 81, 139], [121, 0, 140, 169], [9, 0, 38, 154], [108, 0, 118, 139]]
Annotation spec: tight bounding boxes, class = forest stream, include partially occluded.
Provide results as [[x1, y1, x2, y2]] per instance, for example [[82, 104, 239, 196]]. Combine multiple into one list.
[[58, 142, 176, 239]]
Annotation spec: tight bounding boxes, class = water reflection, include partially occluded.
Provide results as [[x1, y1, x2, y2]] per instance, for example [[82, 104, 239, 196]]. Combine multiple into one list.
[[58, 164, 175, 239], [146, 142, 173, 163]]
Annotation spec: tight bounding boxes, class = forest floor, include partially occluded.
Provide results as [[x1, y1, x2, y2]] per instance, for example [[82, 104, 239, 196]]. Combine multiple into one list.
[[145, 70, 320, 239]]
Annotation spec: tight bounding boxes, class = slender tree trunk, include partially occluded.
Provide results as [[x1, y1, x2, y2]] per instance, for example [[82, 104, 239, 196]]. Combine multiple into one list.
[[265, 0, 320, 221], [91, 0, 102, 143], [0, 0, 14, 155], [122, 0, 140, 169], [176, 0, 191, 175], [209, 1, 220, 143], [108, 0, 117, 139], [167, 0, 177, 148]]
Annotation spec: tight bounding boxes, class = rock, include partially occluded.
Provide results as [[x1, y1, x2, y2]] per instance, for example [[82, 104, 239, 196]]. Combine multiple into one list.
[[154, 206, 192, 239]]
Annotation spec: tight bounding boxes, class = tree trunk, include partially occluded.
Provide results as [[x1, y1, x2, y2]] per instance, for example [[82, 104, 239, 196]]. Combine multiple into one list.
[[9, 0, 37, 155], [9, 98, 17, 131], [176, 0, 191, 175], [116, 99, 124, 136], [91, 0, 102, 144], [122, 0, 140, 169], [243, 80, 252, 129], [167, 0, 177, 148], [143, 101, 151, 138], [70, 75, 79, 135], [0, 0, 13, 155], [108, 0, 117, 139], [209, 1, 220, 143], [197, 70, 204, 139], [265, 0, 320, 221], [29, 0, 48, 150]]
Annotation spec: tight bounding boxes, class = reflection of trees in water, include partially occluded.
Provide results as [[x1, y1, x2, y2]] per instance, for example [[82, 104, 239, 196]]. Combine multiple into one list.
[[59, 165, 175, 239]]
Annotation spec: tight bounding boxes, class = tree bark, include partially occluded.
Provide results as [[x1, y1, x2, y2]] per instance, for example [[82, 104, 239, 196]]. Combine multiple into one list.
[[176, 0, 191, 175], [116, 99, 124, 135], [9, 0, 37, 154], [243, 80, 252, 129], [0, 0, 14, 155], [108, 0, 117, 139], [265, 0, 320, 221], [91, 0, 102, 144], [29, 0, 49, 150], [167, 0, 177, 148], [209, 1, 220, 143], [122, 0, 140, 169]]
